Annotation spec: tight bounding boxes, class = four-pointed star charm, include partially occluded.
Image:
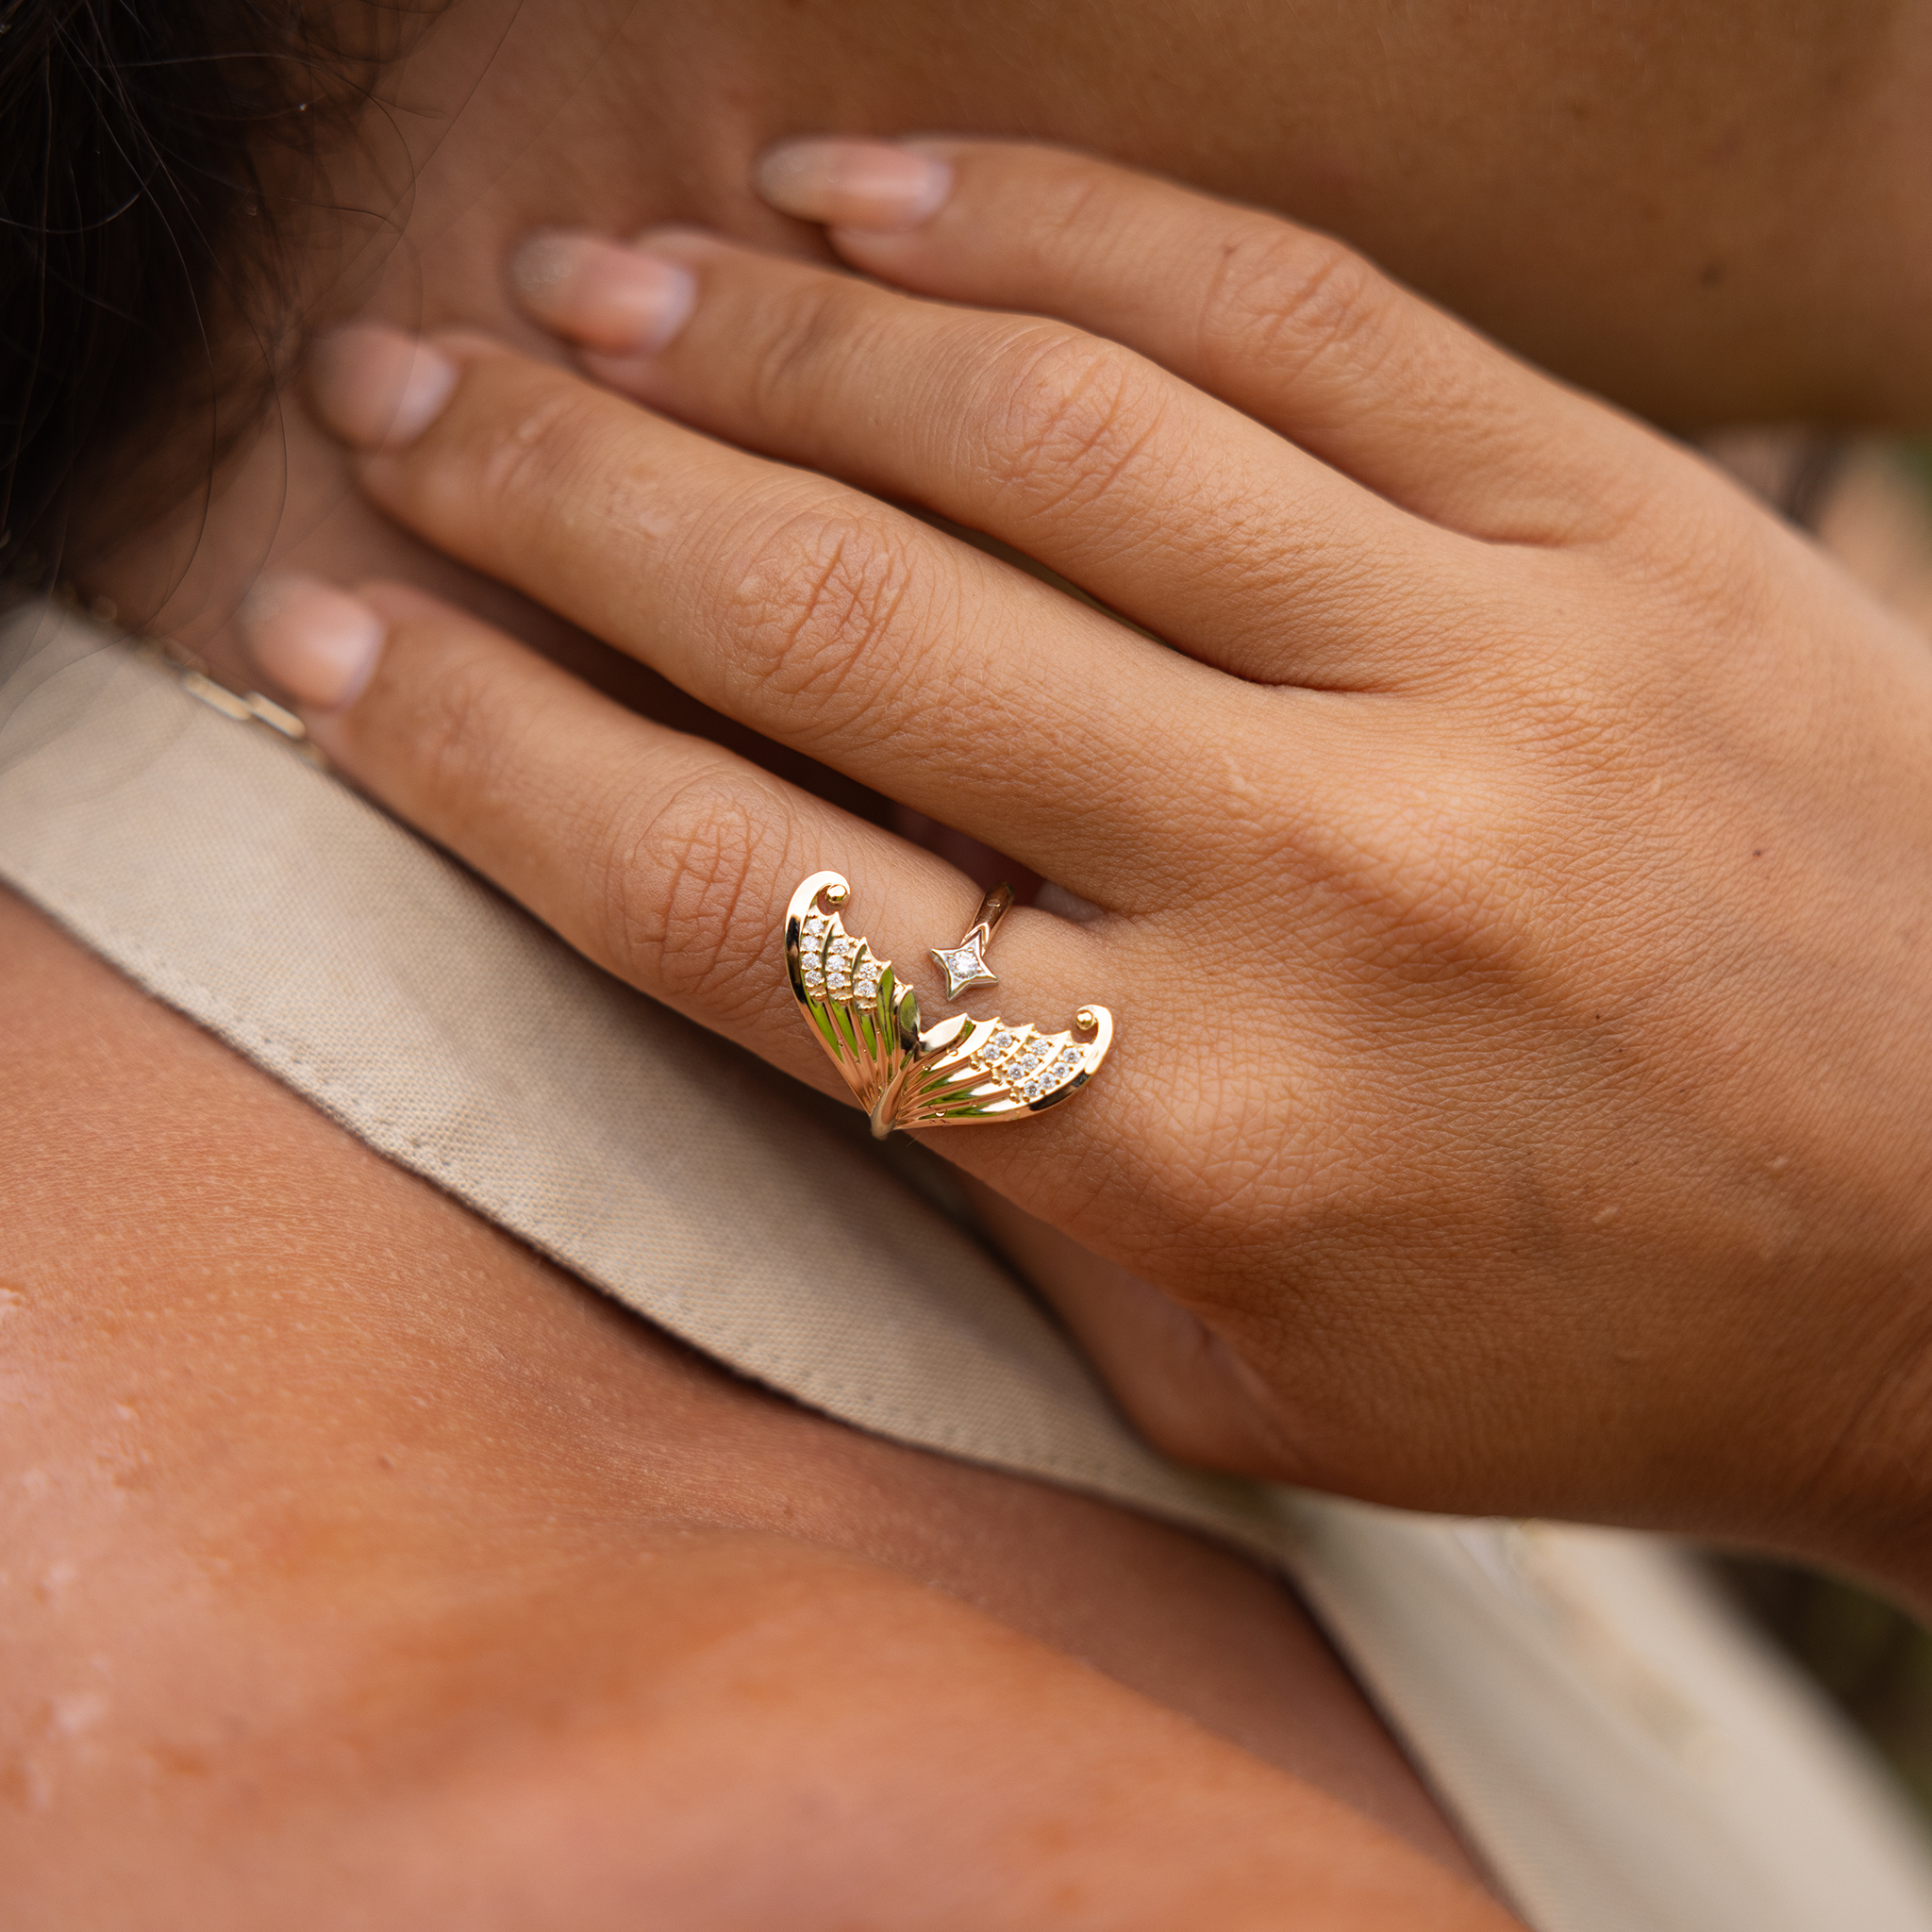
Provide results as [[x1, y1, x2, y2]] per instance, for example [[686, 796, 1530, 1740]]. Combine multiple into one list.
[[931, 930, 998, 997], [929, 880, 1012, 997]]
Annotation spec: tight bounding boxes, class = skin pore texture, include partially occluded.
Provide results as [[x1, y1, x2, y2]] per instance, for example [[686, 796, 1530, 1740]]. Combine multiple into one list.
[[97, 0, 1932, 675], [15, 0, 1932, 1920], [0, 888, 1501, 1925], [246, 140, 1932, 1611]]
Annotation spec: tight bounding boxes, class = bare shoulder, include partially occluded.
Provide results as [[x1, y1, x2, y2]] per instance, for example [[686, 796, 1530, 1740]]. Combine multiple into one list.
[[0, 888, 1506, 1929]]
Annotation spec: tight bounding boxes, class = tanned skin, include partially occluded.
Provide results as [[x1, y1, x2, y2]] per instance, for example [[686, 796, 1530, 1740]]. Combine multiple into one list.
[[1, 887, 1507, 1925], [19, 0, 1932, 1920]]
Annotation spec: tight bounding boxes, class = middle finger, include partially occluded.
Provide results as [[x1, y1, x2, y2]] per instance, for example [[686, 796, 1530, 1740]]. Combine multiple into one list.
[[311, 326, 1239, 901], [514, 226, 1463, 691]]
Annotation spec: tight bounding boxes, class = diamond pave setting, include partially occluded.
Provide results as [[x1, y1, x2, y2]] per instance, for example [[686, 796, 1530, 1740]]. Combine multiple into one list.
[[796, 905, 887, 1008], [959, 1024, 1088, 1106], [784, 870, 1113, 1136]]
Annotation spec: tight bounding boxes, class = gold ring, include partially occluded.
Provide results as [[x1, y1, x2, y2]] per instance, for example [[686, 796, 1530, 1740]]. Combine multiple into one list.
[[784, 871, 1114, 1138]]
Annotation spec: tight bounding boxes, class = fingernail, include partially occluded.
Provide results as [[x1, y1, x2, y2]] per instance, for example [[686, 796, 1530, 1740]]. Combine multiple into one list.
[[508, 230, 698, 356], [308, 325, 459, 451], [753, 138, 953, 233], [239, 574, 386, 710]]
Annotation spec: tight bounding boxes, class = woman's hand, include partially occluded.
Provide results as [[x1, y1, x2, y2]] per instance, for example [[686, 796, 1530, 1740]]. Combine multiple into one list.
[[253, 140, 1932, 1595]]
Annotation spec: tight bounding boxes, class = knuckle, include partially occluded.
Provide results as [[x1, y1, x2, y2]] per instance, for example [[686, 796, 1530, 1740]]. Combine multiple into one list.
[[1618, 468, 1761, 602], [600, 772, 791, 1015], [1205, 225, 1397, 393], [711, 503, 927, 737], [395, 639, 525, 825], [1012, 149, 1122, 251], [977, 323, 1170, 515], [469, 377, 607, 530], [747, 274, 888, 423]]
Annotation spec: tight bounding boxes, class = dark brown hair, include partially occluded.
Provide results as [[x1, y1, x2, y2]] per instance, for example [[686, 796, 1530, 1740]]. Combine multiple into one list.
[[0, 1, 386, 588]]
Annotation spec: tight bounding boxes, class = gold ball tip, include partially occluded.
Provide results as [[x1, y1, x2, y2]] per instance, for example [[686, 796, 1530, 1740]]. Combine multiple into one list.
[[825, 882, 849, 905], [1075, 1008, 1095, 1031]]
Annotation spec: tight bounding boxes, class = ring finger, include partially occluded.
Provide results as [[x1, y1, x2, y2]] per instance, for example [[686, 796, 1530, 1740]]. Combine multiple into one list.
[[245, 578, 1120, 1126]]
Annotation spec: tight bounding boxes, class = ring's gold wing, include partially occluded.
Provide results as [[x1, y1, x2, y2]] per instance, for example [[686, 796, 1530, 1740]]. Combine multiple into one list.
[[785, 871, 1113, 1138]]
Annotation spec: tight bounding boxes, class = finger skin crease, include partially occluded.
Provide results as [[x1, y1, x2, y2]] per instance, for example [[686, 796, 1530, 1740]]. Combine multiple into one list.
[[980, 328, 1175, 523], [599, 773, 791, 1018]]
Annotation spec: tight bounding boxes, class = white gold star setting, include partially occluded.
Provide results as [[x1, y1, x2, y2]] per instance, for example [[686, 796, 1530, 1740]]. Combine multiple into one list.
[[931, 932, 999, 999]]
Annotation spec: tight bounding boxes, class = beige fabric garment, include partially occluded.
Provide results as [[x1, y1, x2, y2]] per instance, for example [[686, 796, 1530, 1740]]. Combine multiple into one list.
[[6, 599, 1932, 1932]]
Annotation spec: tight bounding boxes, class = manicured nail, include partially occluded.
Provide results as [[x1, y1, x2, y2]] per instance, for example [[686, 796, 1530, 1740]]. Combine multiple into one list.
[[508, 230, 698, 356], [754, 138, 953, 233], [308, 325, 458, 450], [239, 574, 386, 710]]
